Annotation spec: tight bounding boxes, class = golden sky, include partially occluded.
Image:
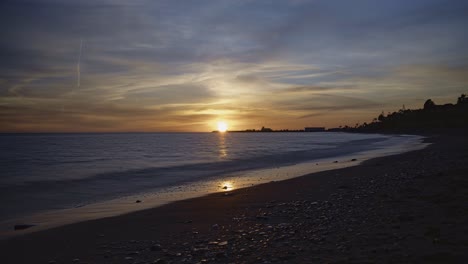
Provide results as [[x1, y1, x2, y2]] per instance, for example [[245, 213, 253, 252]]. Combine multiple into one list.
[[1, 0, 467, 132]]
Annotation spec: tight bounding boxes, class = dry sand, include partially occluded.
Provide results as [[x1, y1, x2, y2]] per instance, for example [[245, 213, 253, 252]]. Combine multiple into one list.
[[1, 132, 468, 263]]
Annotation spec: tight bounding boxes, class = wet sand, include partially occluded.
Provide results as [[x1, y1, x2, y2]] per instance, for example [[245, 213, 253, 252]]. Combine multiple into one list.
[[2, 132, 468, 263]]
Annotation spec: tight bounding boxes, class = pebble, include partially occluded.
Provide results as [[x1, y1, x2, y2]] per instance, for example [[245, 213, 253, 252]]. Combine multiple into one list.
[[151, 244, 162, 251]]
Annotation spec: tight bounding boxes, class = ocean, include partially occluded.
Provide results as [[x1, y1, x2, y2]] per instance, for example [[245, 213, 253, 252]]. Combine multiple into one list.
[[0, 132, 426, 236]]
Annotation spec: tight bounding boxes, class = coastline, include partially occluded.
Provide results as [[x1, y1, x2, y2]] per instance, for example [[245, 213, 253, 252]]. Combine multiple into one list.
[[0, 134, 425, 239], [2, 132, 468, 263]]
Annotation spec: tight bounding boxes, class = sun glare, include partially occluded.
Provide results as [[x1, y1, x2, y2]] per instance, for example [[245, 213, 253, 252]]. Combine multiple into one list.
[[217, 121, 228, 132]]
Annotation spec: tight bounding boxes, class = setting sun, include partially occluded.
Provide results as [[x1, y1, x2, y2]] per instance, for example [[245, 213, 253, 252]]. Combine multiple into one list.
[[217, 121, 228, 132]]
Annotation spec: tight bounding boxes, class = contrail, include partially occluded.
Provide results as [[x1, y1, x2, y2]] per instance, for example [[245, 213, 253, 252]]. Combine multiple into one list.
[[77, 39, 83, 87]]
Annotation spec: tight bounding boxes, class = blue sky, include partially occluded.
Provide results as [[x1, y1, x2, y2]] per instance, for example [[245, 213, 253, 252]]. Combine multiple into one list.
[[1, 0, 467, 132]]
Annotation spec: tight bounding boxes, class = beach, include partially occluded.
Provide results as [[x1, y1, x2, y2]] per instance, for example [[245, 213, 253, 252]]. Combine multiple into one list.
[[3, 0, 468, 262], [2, 131, 468, 263]]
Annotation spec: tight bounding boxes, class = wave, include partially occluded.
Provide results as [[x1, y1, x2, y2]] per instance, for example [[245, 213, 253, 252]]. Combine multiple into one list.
[[0, 133, 418, 222]]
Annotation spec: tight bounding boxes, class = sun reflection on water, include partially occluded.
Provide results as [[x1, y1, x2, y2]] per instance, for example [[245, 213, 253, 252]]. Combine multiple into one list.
[[218, 132, 228, 158]]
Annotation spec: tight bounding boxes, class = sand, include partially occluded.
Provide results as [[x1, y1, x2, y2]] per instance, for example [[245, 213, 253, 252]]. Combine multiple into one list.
[[1, 131, 468, 263]]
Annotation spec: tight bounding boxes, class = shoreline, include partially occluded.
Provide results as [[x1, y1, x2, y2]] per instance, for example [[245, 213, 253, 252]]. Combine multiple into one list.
[[2, 132, 468, 263], [0, 134, 426, 239]]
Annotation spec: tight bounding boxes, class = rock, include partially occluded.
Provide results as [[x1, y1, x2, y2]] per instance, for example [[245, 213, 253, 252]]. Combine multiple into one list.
[[151, 244, 162, 251], [14, 224, 35, 230], [192, 247, 209, 255]]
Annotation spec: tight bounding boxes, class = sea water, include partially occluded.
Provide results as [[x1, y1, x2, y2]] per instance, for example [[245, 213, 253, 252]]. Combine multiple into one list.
[[0, 132, 426, 235]]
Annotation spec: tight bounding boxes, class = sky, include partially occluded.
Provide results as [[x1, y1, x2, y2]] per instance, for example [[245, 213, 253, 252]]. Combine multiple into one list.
[[1, 0, 467, 132]]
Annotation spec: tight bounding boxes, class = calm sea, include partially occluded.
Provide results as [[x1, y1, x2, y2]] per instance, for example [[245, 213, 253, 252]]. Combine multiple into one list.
[[0, 132, 423, 224]]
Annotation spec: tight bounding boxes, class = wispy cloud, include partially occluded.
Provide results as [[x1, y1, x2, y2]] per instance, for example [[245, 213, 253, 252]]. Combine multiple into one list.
[[1, 0, 467, 131]]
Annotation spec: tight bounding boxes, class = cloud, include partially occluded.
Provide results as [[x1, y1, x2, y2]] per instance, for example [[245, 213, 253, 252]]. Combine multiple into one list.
[[1, 0, 468, 131], [337, 64, 468, 105], [120, 84, 218, 106]]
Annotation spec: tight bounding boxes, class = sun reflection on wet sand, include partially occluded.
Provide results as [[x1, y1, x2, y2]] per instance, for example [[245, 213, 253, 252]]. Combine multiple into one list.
[[219, 181, 234, 191]]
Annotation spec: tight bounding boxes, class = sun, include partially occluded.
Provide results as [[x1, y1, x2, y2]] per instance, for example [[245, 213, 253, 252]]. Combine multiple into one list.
[[217, 121, 228, 132]]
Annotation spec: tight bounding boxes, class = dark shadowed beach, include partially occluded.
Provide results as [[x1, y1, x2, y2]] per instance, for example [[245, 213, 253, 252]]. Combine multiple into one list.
[[1, 131, 467, 263]]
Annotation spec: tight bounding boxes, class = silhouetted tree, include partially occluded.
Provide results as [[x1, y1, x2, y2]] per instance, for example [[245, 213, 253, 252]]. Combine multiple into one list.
[[378, 111, 385, 122], [334, 94, 468, 132], [424, 99, 436, 110], [458, 94, 467, 105]]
